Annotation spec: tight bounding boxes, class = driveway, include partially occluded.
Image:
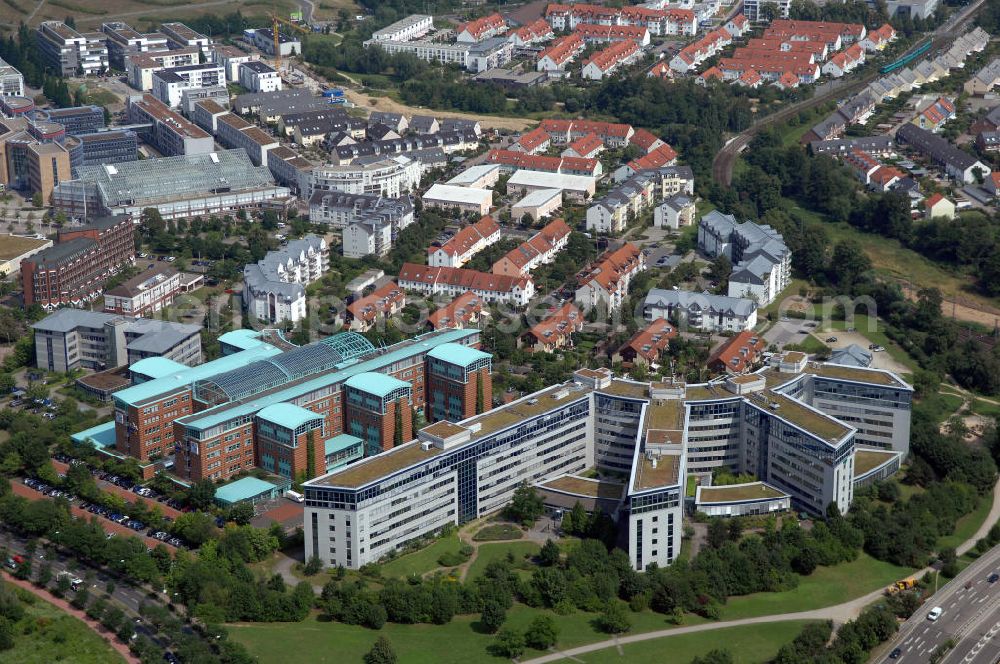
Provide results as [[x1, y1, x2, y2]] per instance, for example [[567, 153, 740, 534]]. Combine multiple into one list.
[[763, 320, 815, 349]]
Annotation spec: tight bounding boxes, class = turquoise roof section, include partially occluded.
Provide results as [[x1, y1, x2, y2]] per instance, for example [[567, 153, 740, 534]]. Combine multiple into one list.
[[214, 476, 279, 505], [325, 433, 363, 456], [113, 343, 283, 407], [344, 372, 411, 398], [130, 357, 188, 381], [71, 421, 116, 449], [177, 328, 479, 433], [256, 403, 323, 430], [427, 342, 491, 367], [218, 329, 266, 351]]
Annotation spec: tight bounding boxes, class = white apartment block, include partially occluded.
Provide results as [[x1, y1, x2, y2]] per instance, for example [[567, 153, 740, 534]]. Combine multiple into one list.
[[310, 156, 421, 198], [698, 212, 791, 307], [125, 48, 201, 92], [36, 21, 108, 77], [238, 61, 282, 93], [152, 63, 226, 108], [243, 235, 328, 325], [103, 265, 182, 318], [370, 14, 434, 42], [343, 219, 393, 259]]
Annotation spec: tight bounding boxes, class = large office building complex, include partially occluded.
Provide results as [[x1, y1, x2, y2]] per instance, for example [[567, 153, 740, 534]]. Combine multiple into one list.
[[32, 308, 201, 372], [51, 149, 289, 220], [91, 328, 491, 480], [304, 352, 911, 571], [36, 21, 108, 76], [20, 215, 135, 308]]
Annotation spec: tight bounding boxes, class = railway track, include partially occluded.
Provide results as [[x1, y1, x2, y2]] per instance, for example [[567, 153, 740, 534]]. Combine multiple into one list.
[[710, 0, 989, 186]]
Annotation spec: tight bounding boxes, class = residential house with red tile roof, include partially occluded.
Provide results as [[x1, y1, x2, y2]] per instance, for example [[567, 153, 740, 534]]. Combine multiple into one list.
[[776, 72, 801, 89], [843, 149, 881, 185], [574, 24, 650, 47], [648, 61, 673, 79], [346, 281, 405, 332], [428, 215, 501, 268], [697, 66, 724, 85], [485, 148, 603, 177], [427, 290, 485, 330], [923, 192, 956, 220], [735, 69, 763, 88], [625, 143, 678, 173], [512, 127, 552, 154], [669, 28, 731, 73], [869, 165, 903, 193], [492, 218, 571, 277], [398, 263, 535, 306], [562, 132, 604, 159], [708, 330, 767, 374], [629, 128, 665, 154], [456, 13, 508, 43], [912, 97, 955, 132], [616, 318, 677, 366], [861, 23, 896, 52], [509, 18, 554, 47], [536, 34, 586, 71], [724, 14, 750, 38], [522, 302, 584, 352], [582, 39, 641, 80], [575, 242, 645, 314]]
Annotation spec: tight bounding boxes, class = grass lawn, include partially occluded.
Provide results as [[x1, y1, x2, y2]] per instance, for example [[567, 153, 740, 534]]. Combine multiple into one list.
[[466, 541, 541, 581], [917, 391, 965, 424], [971, 398, 1000, 420], [379, 533, 464, 579], [718, 553, 913, 620], [937, 495, 993, 551], [785, 334, 829, 355], [581, 620, 816, 664], [3, 582, 126, 664]]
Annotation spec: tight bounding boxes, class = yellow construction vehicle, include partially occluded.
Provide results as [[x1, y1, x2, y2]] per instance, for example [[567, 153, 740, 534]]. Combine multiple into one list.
[[885, 577, 918, 595], [269, 13, 310, 70]]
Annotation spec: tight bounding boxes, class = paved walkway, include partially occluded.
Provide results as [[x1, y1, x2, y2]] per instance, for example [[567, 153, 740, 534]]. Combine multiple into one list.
[[3, 573, 140, 664], [520, 479, 1000, 663]]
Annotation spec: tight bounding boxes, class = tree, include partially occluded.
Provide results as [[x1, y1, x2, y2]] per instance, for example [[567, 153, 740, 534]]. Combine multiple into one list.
[[525, 614, 559, 650], [364, 636, 397, 664], [597, 601, 631, 634], [492, 627, 526, 658], [480, 599, 507, 633], [707, 519, 728, 549], [31, 192, 42, 208], [539, 539, 561, 567], [188, 479, 216, 510], [503, 482, 544, 526], [229, 501, 254, 526], [0, 617, 13, 651]]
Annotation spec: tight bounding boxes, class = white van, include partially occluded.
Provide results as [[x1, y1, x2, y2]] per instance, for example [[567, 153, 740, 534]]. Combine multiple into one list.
[[285, 490, 304, 503], [927, 606, 943, 621]]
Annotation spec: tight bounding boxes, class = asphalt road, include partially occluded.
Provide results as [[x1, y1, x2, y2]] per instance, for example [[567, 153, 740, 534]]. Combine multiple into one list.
[[879, 546, 1000, 663]]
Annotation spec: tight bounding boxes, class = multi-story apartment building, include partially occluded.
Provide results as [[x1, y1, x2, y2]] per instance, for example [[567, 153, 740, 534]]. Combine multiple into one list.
[[21, 215, 134, 308], [310, 156, 421, 198], [126, 94, 214, 157], [0, 57, 24, 97], [238, 61, 282, 93], [103, 264, 181, 318], [152, 63, 226, 108], [575, 243, 645, 315], [698, 212, 792, 307], [125, 47, 201, 91], [36, 21, 108, 76], [398, 263, 535, 307], [32, 308, 201, 372], [243, 235, 328, 325], [215, 113, 278, 167], [370, 15, 434, 42], [643, 289, 758, 333], [160, 22, 212, 55], [66, 130, 138, 173], [101, 22, 168, 70], [304, 353, 912, 571]]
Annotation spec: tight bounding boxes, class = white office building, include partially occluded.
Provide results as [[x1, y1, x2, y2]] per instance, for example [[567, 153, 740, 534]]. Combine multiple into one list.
[[238, 61, 282, 93], [152, 63, 226, 108]]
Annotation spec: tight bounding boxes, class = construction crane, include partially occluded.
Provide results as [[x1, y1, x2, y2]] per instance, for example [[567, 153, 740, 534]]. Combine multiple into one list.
[[270, 13, 310, 70]]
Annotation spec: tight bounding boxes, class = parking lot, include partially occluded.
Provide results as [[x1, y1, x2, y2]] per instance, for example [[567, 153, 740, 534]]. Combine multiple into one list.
[[763, 319, 817, 348]]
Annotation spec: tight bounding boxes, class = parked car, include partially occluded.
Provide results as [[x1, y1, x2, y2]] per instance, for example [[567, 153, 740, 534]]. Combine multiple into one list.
[[826, 337, 837, 343], [927, 606, 943, 621]]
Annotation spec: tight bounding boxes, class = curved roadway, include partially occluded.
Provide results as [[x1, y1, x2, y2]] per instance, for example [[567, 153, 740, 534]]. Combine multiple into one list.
[[711, 0, 989, 187]]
